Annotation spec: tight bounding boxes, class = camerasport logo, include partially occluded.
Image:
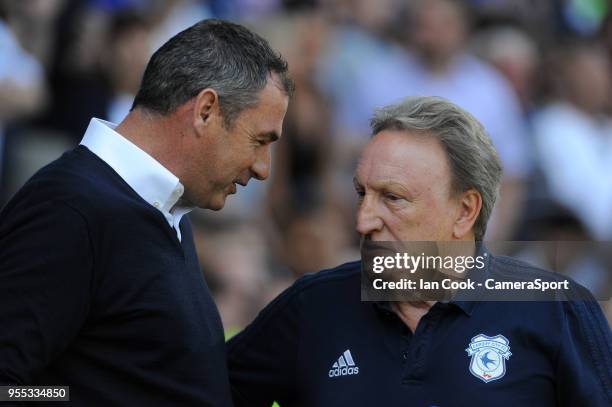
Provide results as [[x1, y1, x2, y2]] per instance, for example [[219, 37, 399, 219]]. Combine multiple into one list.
[[328, 349, 359, 377]]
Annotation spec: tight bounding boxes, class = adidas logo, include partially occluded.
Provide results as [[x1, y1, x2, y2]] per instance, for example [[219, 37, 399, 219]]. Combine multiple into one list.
[[328, 349, 359, 377]]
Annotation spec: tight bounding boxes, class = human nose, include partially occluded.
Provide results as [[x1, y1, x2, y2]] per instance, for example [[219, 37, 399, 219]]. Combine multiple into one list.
[[251, 145, 271, 181], [356, 194, 384, 236]]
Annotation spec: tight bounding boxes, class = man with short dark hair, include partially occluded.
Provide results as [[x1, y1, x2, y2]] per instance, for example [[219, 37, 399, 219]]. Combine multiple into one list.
[[227, 97, 612, 407], [0, 19, 292, 406]]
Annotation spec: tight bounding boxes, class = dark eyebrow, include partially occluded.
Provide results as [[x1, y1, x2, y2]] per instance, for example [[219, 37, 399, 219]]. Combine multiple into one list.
[[353, 176, 362, 189]]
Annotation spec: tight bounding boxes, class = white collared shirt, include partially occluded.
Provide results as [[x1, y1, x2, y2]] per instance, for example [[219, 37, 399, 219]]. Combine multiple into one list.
[[80, 118, 193, 241]]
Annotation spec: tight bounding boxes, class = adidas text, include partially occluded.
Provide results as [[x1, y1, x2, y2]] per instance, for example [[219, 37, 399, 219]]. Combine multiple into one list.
[[328, 350, 359, 377]]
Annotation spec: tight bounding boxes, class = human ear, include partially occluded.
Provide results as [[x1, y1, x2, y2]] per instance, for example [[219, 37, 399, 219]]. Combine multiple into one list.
[[452, 189, 482, 239], [192, 88, 220, 135]]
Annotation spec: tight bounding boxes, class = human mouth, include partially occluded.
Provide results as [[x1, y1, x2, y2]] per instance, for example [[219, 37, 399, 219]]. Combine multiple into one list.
[[228, 178, 249, 195]]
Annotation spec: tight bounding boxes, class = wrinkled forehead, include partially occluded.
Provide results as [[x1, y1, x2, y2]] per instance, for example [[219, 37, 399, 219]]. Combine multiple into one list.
[[355, 130, 452, 190]]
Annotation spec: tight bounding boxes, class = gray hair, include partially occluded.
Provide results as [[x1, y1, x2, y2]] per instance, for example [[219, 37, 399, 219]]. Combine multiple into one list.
[[370, 96, 502, 240], [132, 19, 294, 128]]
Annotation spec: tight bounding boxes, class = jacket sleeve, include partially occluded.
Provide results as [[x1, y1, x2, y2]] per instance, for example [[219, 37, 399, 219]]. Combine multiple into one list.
[[227, 281, 302, 407], [0, 199, 94, 388], [555, 292, 612, 406]]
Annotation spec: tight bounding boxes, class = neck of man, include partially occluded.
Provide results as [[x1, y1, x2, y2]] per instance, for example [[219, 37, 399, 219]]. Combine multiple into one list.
[[394, 236, 477, 332], [392, 301, 434, 333], [115, 108, 185, 182]]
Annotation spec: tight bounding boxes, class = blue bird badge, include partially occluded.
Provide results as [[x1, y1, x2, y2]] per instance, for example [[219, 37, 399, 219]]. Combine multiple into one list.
[[465, 334, 512, 383]]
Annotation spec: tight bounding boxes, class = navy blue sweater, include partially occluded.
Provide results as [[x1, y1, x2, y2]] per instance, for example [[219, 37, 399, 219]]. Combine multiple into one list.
[[0, 146, 232, 406]]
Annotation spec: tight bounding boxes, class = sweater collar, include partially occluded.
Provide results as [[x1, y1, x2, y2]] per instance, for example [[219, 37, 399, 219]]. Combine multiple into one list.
[[80, 118, 193, 238]]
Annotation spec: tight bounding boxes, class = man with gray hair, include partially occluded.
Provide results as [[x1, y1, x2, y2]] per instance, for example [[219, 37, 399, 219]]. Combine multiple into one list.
[[0, 19, 292, 405], [227, 97, 611, 406]]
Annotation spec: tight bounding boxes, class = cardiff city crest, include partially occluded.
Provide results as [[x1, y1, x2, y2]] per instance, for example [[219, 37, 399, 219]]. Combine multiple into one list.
[[465, 334, 512, 383]]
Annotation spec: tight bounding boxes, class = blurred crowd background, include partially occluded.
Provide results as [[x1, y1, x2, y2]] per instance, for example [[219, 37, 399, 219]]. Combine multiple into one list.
[[1, 0, 611, 330]]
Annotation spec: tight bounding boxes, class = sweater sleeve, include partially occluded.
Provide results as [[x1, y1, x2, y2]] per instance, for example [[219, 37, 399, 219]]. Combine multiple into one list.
[[227, 281, 302, 407], [555, 292, 612, 406], [0, 199, 94, 386]]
